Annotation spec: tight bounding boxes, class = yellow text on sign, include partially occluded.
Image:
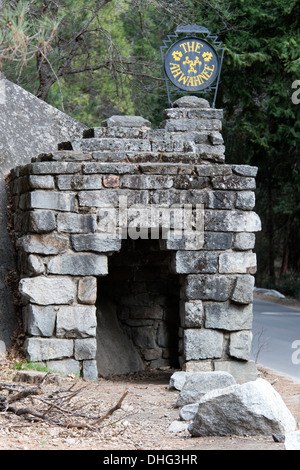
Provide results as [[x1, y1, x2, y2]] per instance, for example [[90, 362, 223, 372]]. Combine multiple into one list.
[[179, 41, 204, 53], [169, 63, 215, 87]]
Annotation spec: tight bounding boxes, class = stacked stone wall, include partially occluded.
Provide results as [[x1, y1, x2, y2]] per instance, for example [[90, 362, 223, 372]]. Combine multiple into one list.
[[9, 96, 261, 381]]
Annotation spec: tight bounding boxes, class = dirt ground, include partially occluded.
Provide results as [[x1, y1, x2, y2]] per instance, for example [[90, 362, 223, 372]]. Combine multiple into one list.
[[0, 358, 299, 452]]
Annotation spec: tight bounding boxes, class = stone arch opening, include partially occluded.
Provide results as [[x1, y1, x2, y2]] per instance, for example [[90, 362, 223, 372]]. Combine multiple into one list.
[[96, 237, 181, 377]]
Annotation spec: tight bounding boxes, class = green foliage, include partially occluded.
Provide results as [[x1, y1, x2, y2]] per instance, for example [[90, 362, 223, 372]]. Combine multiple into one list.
[[0, 0, 62, 65], [13, 360, 49, 372]]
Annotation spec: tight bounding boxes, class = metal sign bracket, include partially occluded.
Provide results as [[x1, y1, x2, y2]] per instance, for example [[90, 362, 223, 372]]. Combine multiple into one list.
[[160, 25, 224, 108]]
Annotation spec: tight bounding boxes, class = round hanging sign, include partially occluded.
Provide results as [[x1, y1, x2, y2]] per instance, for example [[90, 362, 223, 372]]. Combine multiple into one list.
[[164, 37, 219, 92]]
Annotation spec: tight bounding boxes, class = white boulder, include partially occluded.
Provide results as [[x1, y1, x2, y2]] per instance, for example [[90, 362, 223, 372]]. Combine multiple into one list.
[[189, 378, 296, 436]]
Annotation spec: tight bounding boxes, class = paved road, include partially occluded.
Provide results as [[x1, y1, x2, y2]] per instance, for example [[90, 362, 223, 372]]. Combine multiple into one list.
[[252, 298, 300, 380]]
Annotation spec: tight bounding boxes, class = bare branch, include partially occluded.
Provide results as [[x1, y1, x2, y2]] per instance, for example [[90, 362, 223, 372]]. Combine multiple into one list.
[[93, 390, 128, 425], [0, 379, 129, 431]]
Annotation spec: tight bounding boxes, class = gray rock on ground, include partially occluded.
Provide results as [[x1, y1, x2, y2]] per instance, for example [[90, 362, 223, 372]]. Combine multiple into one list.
[[169, 371, 192, 391], [179, 403, 199, 421], [175, 371, 236, 407], [168, 420, 189, 433], [189, 378, 297, 437]]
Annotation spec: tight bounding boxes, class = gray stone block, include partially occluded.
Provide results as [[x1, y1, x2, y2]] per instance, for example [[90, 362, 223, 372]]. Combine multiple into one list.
[[56, 174, 102, 190], [182, 275, 234, 301], [233, 232, 256, 250], [24, 304, 57, 337], [57, 213, 97, 233], [39, 150, 92, 162], [71, 234, 121, 252], [47, 253, 108, 276], [187, 109, 224, 119], [195, 164, 232, 177], [183, 329, 224, 361], [162, 118, 222, 133], [204, 232, 232, 250], [27, 254, 45, 275], [183, 360, 213, 373], [236, 191, 256, 210], [173, 96, 210, 109], [28, 175, 55, 189], [229, 331, 252, 360], [196, 144, 225, 161], [171, 251, 218, 274], [231, 275, 255, 304], [209, 131, 224, 145], [78, 277, 97, 304], [19, 276, 76, 305], [157, 323, 173, 348], [206, 191, 235, 209], [78, 189, 120, 208], [121, 175, 173, 189], [74, 338, 97, 360], [82, 360, 98, 380], [75, 137, 151, 152], [172, 175, 210, 190], [180, 301, 203, 328], [139, 163, 193, 175], [18, 233, 69, 255], [27, 190, 76, 212], [160, 232, 204, 251], [27, 162, 82, 174], [205, 210, 262, 232], [102, 115, 151, 128], [92, 151, 127, 162], [132, 325, 157, 349], [25, 337, 74, 361], [47, 359, 80, 377], [205, 302, 253, 331], [27, 210, 56, 233], [214, 360, 257, 384], [232, 165, 258, 177], [171, 131, 208, 145], [83, 162, 136, 174], [150, 138, 176, 152], [56, 305, 96, 338], [211, 175, 256, 190], [219, 252, 257, 274]]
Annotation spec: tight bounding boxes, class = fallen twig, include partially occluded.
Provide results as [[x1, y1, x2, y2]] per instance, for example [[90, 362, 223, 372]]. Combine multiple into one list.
[[93, 390, 129, 425], [0, 379, 129, 431]]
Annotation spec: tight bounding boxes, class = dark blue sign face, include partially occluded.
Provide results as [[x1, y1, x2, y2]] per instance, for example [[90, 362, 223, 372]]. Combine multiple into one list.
[[164, 37, 219, 92]]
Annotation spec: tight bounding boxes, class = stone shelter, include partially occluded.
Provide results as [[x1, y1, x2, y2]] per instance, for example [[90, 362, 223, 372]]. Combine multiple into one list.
[[8, 96, 261, 381]]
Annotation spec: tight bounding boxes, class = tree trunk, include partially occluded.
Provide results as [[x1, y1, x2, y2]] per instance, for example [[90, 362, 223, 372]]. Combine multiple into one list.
[[267, 178, 275, 283], [280, 217, 291, 275], [36, 52, 56, 101]]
